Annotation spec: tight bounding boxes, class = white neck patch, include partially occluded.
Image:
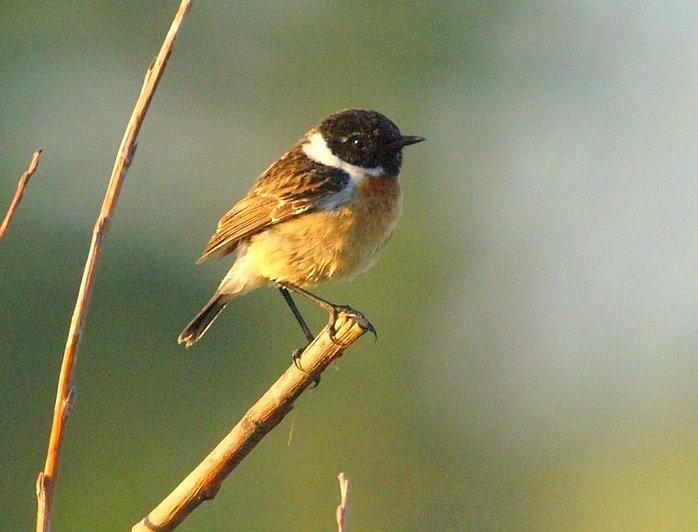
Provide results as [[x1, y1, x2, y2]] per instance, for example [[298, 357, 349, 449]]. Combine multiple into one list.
[[302, 132, 384, 184]]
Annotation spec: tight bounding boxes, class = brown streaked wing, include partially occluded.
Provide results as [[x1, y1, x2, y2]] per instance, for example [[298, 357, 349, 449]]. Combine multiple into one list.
[[197, 148, 350, 263]]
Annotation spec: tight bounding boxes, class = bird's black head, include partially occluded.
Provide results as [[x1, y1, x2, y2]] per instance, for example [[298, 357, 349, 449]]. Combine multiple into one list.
[[319, 109, 424, 176]]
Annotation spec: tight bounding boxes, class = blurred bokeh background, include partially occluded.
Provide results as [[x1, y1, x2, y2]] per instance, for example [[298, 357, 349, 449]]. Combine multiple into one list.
[[3, 1, 698, 530]]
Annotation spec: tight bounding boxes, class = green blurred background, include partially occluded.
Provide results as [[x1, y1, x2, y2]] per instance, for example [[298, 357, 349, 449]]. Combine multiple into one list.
[[3, 2, 698, 530]]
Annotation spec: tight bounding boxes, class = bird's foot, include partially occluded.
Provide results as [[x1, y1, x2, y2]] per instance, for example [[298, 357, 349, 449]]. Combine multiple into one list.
[[326, 305, 377, 346], [291, 345, 321, 387]]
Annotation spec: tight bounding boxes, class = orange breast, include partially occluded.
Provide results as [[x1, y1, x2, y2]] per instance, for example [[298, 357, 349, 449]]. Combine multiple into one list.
[[246, 175, 402, 286], [352, 175, 402, 242], [326, 175, 402, 278]]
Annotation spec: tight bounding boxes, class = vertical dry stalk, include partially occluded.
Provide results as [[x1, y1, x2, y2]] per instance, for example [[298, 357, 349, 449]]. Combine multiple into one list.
[[35, 2, 192, 531], [0, 149, 43, 239], [336, 472, 350, 532], [132, 312, 371, 531]]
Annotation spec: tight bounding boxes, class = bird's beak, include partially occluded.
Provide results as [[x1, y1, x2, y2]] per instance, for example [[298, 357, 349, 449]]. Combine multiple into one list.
[[391, 135, 425, 149]]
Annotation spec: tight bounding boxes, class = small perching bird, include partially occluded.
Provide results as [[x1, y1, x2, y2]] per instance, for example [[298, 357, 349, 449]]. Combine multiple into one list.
[[178, 108, 424, 347]]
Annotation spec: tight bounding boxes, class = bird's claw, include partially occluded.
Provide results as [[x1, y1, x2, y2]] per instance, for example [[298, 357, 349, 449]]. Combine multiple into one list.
[[327, 305, 377, 346], [291, 345, 321, 387], [291, 347, 305, 370]]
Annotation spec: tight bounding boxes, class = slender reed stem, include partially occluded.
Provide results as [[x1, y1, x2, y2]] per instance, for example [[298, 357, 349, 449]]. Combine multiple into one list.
[[35, 3, 192, 530]]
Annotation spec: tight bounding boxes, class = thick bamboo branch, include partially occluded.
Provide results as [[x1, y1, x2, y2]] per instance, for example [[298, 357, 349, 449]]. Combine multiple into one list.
[[0, 149, 42, 239], [35, 2, 192, 531], [132, 311, 371, 532]]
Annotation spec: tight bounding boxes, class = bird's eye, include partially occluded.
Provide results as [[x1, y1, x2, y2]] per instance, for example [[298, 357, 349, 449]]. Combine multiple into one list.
[[347, 135, 364, 149]]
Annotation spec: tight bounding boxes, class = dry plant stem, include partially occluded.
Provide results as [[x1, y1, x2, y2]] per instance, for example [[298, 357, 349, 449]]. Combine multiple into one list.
[[132, 312, 370, 532], [336, 472, 350, 532], [35, 2, 192, 531], [0, 149, 43, 239]]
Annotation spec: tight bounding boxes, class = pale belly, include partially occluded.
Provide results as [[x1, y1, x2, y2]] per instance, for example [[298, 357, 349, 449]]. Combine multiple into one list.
[[246, 177, 402, 287]]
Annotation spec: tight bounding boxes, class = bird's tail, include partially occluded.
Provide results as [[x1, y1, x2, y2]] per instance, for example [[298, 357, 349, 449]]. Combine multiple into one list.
[[178, 292, 230, 347]]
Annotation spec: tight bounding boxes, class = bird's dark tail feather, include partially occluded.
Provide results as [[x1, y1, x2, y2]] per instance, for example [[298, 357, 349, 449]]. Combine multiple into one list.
[[178, 293, 229, 347]]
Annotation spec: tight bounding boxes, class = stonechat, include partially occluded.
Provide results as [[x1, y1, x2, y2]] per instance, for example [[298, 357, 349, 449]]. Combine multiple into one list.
[[178, 108, 424, 347]]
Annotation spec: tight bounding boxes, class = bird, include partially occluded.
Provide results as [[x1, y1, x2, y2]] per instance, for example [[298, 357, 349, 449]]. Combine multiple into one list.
[[178, 108, 424, 348]]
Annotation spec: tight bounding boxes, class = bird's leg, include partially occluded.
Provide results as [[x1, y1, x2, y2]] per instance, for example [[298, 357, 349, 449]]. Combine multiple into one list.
[[278, 285, 315, 344], [278, 286, 315, 372], [278, 282, 377, 346]]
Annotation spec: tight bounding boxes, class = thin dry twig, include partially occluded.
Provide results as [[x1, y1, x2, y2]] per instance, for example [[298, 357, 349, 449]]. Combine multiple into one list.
[[35, 2, 192, 531], [336, 472, 350, 532], [0, 149, 43, 239], [131, 311, 371, 532]]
